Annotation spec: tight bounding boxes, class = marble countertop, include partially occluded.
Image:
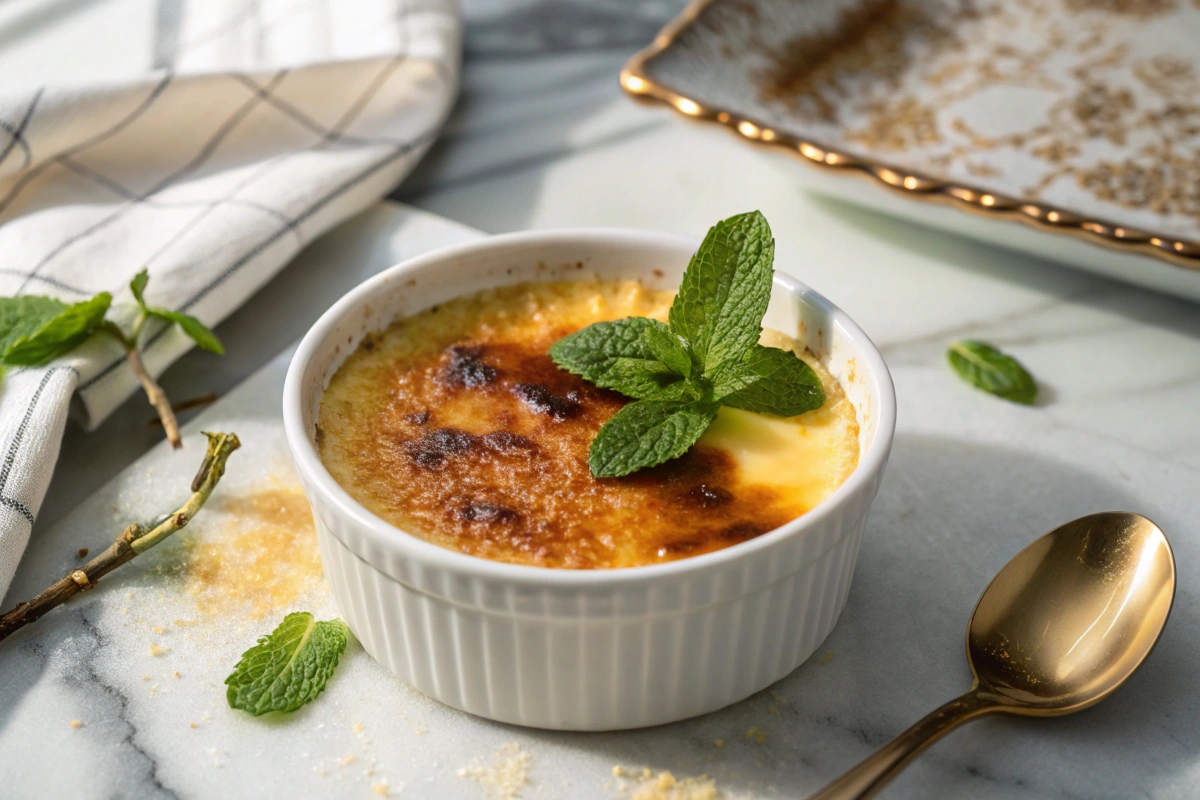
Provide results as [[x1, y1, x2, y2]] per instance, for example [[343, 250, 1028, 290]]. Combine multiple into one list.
[[4, 2, 1200, 798]]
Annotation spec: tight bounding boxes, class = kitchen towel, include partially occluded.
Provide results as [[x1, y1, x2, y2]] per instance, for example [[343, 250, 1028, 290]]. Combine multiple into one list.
[[0, 0, 460, 600]]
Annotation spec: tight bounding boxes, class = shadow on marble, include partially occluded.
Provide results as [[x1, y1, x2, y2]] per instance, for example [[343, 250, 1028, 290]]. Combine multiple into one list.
[[811, 195, 1200, 342]]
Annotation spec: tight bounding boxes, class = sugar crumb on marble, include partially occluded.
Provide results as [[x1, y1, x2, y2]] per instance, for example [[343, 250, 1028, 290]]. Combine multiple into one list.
[[458, 742, 530, 800], [69, 720, 84, 729], [150, 643, 170, 656], [617, 768, 720, 800], [744, 726, 768, 744]]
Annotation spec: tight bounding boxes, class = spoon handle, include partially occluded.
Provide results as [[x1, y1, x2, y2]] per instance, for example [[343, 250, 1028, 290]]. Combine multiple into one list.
[[808, 690, 1001, 800]]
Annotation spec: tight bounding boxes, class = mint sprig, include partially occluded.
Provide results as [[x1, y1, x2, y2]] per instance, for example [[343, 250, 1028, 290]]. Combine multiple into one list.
[[0, 270, 225, 446], [551, 211, 826, 478], [225, 612, 350, 716]]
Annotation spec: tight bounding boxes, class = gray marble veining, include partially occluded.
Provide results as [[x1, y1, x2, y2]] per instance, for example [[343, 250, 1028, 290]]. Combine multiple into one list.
[[5, 1, 1200, 798]]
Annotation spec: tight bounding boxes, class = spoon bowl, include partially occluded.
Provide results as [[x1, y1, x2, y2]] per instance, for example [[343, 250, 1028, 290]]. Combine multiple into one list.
[[812, 511, 1175, 799], [968, 511, 1175, 715]]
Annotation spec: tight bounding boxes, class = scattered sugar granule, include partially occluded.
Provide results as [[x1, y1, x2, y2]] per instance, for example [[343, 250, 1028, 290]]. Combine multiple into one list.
[[153, 626, 166, 634], [768, 705, 779, 715], [173, 619, 198, 628], [69, 720, 83, 729], [371, 781, 389, 796], [150, 644, 170, 656], [458, 742, 530, 800], [141, 675, 149, 681], [340, 755, 356, 768], [818, 650, 836, 665], [121, 608, 129, 615], [626, 769, 719, 800], [713, 740, 724, 748], [190, 723, 197, 729], [745, 726, 768, 744], [353, 723, 364, 734]]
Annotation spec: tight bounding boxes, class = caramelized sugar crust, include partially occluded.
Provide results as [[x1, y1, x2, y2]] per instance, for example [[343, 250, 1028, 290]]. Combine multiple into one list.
[[317, 280, 853, 569]]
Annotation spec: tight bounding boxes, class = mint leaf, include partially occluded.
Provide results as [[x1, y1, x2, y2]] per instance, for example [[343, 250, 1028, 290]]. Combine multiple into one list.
[[714, 345, 825, 416], [225, 612, 349, 716], [947, 340, 1037, 405], [588, 399, 719, 478], [130, 269, 150, 309], [0, 296, 68, 366], [668, 211, 774, 373], [550, 317, 676, 399], [642, 323, 691, 378], [129, 269, 224, 355], [3, 293, 112, 366], [149, 307, 224, 354]]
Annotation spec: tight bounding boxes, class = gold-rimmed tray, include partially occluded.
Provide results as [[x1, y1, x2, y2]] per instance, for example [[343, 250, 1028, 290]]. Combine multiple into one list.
[[622, 0, 1200, 300]]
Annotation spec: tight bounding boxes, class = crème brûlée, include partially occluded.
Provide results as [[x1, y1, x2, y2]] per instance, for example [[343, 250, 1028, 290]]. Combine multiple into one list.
[[316, 279, 860, 569]]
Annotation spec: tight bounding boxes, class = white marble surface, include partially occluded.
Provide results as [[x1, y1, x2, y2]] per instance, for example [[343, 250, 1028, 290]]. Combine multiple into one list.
[[5, 1, 1200, 798]]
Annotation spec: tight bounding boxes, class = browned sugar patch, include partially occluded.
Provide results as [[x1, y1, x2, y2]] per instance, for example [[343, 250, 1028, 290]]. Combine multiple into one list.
[[326, 334, 795, 569]]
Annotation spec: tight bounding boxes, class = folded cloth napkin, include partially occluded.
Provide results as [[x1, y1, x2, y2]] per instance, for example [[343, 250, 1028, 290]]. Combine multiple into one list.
[[0, 0, 460, 600]]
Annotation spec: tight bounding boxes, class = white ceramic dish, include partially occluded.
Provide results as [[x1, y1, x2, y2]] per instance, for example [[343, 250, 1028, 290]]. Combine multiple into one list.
[[282, 229, 896, 731]]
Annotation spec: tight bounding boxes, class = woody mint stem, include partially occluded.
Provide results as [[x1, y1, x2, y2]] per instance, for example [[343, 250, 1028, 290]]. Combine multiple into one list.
[[0, 431, 241, 644], [106, 316, 183, 448]]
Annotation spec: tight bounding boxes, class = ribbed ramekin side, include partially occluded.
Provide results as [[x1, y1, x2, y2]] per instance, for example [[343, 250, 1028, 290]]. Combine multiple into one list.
[[313, 500, 866, 731]]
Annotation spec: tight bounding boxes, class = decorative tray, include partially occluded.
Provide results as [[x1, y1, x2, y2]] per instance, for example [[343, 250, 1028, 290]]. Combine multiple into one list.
[[622, 0, 1200, 300]]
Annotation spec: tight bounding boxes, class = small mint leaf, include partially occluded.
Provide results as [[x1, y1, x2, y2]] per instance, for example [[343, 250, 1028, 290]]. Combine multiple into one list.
[[550, 317, 674, 398], [132, 271, 224, 354], [715, 345, 825, 416], [642, 378, 705, 403], [130, 269, 150, 311], [641, 323, 691, 378], [668, 211, 774, 374], [588, 399, 719, 478], [147, 306, 224, 354], [0, 296, 69, 367], [3, 292, 112, 366], [225, 612, 350, 716], [947, 340, 1037, 405]]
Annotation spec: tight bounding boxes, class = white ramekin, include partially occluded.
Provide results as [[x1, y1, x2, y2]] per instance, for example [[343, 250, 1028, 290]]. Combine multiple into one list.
[[283, 229, 895, 731]]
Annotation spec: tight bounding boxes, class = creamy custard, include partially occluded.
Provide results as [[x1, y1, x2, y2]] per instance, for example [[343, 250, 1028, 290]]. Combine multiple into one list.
[[317, 279, 859, 569]]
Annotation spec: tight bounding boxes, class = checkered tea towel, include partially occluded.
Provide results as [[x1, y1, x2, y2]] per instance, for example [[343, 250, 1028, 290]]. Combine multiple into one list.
[[0, 0, 460, 600]]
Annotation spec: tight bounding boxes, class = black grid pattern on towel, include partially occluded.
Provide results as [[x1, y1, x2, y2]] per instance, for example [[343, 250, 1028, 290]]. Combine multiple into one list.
[[0, 0, 458, 544], [0, 366, 78, 527]]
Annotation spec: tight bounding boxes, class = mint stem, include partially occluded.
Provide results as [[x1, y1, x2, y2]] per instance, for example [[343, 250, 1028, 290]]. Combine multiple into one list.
[[0, 432, 240, 644], [102, 315, 183, 448]]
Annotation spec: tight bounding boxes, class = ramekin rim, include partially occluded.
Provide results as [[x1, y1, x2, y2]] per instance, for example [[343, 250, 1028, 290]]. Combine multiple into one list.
[[282, 227, 896, 588]]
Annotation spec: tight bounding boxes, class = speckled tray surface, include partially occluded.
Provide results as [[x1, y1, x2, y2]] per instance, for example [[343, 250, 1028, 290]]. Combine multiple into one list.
[[623, 0, 1200, 269]]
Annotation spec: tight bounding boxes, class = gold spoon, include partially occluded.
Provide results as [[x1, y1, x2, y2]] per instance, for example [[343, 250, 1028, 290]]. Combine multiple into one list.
[[810, 511, 1175, 800]]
